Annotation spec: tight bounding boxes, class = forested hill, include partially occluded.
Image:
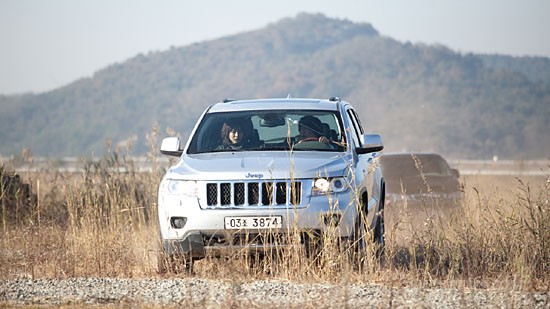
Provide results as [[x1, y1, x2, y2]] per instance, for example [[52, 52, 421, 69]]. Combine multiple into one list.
[[0, 13, 548, 159]]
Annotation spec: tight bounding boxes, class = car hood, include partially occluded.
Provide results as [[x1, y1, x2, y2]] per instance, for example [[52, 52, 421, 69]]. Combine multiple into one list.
[[165, 151, 354, 181]]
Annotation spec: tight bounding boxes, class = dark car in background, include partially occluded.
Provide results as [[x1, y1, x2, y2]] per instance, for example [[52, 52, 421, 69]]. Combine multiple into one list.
[[379, 153, 463, 208]]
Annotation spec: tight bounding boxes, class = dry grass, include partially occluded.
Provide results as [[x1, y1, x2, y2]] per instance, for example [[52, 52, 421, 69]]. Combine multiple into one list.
[[1, 153, 548, 293]]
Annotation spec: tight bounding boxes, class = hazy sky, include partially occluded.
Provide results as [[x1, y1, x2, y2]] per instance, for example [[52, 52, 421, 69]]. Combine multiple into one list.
[[1, 0, 548, 94]]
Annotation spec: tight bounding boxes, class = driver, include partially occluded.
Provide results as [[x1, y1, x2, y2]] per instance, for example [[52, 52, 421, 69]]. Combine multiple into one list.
[[297, 116, 330, 144]]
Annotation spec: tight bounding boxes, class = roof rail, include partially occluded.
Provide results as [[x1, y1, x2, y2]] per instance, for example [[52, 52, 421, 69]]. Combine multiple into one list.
[[329, 97, 341, 102]]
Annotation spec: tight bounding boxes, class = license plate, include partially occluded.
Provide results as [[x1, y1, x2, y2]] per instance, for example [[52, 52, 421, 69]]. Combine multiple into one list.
[[224, 216, 283, 230]]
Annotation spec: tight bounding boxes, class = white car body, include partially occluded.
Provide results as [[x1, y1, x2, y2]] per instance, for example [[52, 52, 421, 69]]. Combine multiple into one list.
[[157, 97, 385, 271]]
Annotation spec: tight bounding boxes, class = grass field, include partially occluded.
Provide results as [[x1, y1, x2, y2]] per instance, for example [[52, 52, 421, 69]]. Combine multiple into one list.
[[1, 154, 548, 294]]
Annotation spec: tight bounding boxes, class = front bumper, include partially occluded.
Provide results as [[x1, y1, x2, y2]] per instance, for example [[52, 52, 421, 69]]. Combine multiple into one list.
[[158, 191, 360, 258], [162, 229, 329, 259]]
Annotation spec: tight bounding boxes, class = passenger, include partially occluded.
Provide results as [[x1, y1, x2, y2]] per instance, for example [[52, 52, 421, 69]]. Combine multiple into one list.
[[217, 121, 246, 150], [297, 116, 330, 144]]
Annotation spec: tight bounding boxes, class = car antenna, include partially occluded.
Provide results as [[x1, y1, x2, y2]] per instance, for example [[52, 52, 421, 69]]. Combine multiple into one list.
[[286, 94, 292, 99]]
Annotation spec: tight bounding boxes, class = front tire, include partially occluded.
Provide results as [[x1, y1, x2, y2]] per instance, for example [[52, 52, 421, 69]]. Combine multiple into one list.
[[352, 194, 369, 267], [373, 210, 385, 258], [158, 243, 194, 274], [373, 185, 385, 259]]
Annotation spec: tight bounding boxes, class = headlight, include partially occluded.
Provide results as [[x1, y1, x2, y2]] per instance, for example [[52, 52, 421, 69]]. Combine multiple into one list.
[[311, 177, 349, 195], [161, 179, 198, 197]]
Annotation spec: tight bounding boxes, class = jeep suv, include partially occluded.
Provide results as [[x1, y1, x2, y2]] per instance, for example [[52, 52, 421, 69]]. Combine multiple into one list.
[[157, 97, 385, 272]]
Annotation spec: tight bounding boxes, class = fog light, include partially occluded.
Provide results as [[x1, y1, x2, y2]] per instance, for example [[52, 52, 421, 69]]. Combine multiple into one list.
[[170, 217, 187, 229]]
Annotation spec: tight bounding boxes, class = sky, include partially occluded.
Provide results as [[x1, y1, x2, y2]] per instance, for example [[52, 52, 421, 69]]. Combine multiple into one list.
[[0, 0, 549, 95]]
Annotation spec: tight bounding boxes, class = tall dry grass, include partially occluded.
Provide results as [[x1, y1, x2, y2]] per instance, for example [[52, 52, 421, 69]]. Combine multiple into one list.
[[0, 152, 548, 292], [1, 149, 162, 278]]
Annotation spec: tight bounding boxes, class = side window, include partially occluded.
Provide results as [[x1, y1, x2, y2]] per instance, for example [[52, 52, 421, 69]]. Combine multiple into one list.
[[346, 109, 363, 147], [351, 109, 365, 134]]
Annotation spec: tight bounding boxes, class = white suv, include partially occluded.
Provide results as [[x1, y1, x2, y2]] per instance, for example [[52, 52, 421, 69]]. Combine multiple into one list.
[[157, 97, 385, 272]]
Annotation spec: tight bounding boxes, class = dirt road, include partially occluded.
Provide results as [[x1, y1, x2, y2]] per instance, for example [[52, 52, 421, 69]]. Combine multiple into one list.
[[1, 277, 547, 308]]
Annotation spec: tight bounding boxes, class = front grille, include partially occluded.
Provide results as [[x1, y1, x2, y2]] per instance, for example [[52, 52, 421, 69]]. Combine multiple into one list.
[[204, 180, 302, 207]]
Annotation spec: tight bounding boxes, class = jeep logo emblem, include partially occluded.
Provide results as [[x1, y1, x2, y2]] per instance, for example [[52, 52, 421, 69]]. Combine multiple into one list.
[[245, 172, 264, 179]]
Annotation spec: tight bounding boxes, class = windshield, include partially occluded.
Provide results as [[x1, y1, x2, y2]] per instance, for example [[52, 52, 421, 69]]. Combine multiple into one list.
[[187, 110, 347, 154]]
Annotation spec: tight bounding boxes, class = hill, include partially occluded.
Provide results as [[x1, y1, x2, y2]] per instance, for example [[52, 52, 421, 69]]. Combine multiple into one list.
[[0, 13, 548, 159]]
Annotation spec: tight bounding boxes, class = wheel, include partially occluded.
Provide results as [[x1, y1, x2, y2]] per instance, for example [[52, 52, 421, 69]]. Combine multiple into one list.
[[303, 231, 321, 261], [373, 210, 385, 258], [354, 187, 385, 263], [158, 252, 194, 274], [353, 210, 368, 256], [351, 195, 369, 268], [373, 187, 385, 259], [157, 248, 170, 274], [157, 243, 194, 274]]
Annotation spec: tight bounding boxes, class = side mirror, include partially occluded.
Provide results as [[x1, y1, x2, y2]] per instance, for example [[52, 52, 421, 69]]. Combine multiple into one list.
[[356, 133, 384, 154], [160, 137, 183, 157], [451, 168, 460, 178]]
